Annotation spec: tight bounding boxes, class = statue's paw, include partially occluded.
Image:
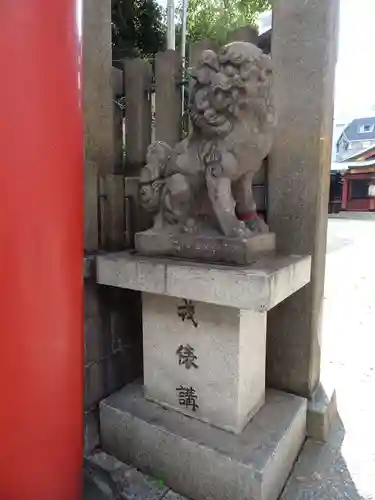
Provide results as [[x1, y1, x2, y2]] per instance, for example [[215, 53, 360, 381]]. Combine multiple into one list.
[[244, 216, 269, 234], [229, 222, 252, 239]]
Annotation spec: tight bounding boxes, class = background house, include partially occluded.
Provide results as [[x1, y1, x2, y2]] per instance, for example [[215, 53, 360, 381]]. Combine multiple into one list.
[[336, 143, 375, 211], [336, 116, 375, 161]]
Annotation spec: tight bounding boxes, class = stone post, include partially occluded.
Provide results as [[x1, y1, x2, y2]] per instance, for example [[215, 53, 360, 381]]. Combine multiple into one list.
[[83, 0, 113, 453], [267, 0, 339, 437], [83, 0, 114, 175], [124, 58, 152, 175], [155, 50, 182, 147], [83, 0, 143, 454]]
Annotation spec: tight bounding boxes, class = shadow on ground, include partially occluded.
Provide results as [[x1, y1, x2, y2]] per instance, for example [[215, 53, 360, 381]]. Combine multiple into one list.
[[281, 415, 368, 500]]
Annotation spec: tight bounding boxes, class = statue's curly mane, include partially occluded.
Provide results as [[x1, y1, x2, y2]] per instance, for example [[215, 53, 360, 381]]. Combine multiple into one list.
[[189, 41, 274, 139]]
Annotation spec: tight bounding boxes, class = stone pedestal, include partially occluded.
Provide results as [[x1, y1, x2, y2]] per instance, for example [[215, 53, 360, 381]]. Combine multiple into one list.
[[143, 293, 266, 433], [97, 251, 311, 500]]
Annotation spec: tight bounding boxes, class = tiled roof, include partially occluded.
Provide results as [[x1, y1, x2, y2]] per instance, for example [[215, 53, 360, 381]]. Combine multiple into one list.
[[341, 117, 375, 141]]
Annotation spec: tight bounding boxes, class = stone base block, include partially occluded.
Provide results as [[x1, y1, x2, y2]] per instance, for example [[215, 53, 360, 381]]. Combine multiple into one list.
[[135, 229, 276, 265], [100, 383, 307, 500], [307, 375, 337, 442]]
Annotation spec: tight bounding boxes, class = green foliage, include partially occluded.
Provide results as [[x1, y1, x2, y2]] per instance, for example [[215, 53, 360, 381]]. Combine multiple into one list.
[[111, 0, 270, 63], [112, 0, 166, 62], [186, 0, 271, 44]]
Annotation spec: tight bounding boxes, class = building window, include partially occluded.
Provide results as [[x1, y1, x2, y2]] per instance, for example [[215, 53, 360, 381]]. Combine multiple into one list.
[[358, 124, 374, 134], [350, 179, 371, 199]]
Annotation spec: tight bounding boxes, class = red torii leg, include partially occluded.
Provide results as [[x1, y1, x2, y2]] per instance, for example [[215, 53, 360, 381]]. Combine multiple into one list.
[[0, 1, 83, 499]]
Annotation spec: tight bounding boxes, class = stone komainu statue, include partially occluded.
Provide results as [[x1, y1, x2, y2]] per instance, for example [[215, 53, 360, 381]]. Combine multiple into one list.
[[139, 41, 276, 239]]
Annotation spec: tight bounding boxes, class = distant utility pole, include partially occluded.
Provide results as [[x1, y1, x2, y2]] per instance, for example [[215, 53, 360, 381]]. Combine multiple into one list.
[[167, 0, 175, 50], [181, 0, 189, 116], [181, 0, 188, 62]]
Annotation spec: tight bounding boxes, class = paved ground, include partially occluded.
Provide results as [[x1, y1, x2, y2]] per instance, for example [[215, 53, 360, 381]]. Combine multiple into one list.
[[84, 214, 375, 499], [282, 215, 375, 500]]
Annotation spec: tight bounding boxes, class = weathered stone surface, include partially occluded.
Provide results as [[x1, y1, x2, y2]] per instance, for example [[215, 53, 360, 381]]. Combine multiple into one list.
[[266, 0, 340, 397], [85, 360, 106, 409], [86, 451, 169, 500], [84, 409, 100, 455], [281, 419, 360, 500], [100, 383, 307, 500], [124, 58, 152, 174], [135, 229, 275, 265], [143, 292, 266, 433], [84, 256, 96, 279], [307, 376, 337, 443], [101, 174, 125, 251], [105, 287, 143, 353], [83, 0, 114, 175], [162, 492, 189, 500], [84, 283, 143, 416], [85, 280, 101, 318], [155, 50, 182, 147], [85, 162, 99, 252], [84, 315, 108, 365], [97, 251, 311, 311], [104, 347, 143, 396], [137, 41, 275, 262], [83, 472, 115, 500], [84, 282, 110, 367], [124, 176, 154, 244]]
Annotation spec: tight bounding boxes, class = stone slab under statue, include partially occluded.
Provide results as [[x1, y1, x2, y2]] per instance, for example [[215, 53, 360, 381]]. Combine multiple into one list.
[[136, 41, 276, 264], [135, 229, 275, 265]]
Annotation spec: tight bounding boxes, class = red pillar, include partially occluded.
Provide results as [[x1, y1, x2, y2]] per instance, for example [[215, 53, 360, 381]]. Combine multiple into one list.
[[341, 176, 349, 210], [0, 1, 83, 499]]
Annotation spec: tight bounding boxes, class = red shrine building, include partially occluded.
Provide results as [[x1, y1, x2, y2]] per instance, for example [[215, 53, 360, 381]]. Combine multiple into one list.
[[338, 145, 375, 211], [334, 117, 375, 212]]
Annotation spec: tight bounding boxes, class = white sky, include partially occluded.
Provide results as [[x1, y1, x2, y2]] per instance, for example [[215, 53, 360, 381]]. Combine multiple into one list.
[[158, 1, 375, 124], [335, 0, 375, 123]]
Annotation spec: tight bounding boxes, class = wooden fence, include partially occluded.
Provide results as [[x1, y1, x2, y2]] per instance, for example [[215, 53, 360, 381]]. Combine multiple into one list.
[[85, 25, 271, 254]]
